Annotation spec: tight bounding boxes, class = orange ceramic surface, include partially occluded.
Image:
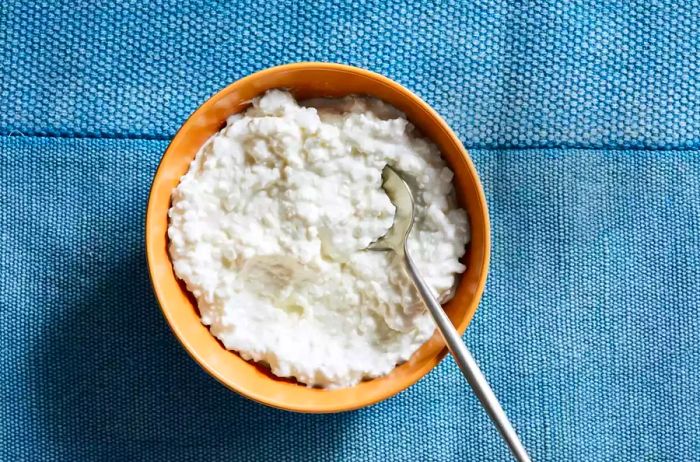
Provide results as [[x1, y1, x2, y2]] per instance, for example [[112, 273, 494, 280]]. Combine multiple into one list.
[[145, 63, 490, 413]]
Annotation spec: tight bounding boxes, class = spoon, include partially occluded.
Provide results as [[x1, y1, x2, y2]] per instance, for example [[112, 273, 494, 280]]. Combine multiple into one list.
[[370, 165, 531, 462]]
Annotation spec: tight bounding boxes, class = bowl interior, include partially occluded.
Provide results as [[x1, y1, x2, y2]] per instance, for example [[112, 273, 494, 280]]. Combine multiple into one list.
[[146, 63, 489, 412]]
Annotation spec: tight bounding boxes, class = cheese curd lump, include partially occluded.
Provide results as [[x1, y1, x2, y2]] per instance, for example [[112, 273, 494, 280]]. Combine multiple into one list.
[[168, 90, 469, 388]]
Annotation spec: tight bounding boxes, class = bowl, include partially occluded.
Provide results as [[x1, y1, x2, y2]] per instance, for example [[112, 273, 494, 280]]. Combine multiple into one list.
[[146, 62, 490, 413]]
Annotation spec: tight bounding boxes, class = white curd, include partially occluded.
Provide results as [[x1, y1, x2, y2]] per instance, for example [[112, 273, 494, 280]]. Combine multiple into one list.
[[168, 90, 469, 388]]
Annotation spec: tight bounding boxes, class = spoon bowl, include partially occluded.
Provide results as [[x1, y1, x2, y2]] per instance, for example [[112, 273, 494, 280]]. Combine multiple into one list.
[[367, 165, 415, 253]]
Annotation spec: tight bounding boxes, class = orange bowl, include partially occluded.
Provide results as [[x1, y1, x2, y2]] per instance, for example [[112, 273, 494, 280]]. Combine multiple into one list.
[[146, 62, 490, 413]]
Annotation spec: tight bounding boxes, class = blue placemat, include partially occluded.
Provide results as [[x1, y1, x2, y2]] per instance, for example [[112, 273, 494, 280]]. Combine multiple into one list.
[[3, 0, 700, 149], [2, 1, 700, 461]]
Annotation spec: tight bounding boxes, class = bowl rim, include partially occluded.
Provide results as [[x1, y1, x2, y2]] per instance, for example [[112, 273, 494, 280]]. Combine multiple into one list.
[[145, 62, 491, 413]]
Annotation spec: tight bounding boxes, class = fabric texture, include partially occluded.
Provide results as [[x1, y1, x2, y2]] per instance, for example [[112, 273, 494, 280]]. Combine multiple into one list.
[[1, 1, 699, 461], [3, 0, 700, 149]]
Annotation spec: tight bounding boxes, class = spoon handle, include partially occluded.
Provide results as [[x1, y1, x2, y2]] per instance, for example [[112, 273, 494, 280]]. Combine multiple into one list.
[[403, 250, 531, 462]]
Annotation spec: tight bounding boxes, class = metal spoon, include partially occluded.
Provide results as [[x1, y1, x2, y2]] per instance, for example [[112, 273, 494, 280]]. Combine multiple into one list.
[[370, 165, 531, 462]]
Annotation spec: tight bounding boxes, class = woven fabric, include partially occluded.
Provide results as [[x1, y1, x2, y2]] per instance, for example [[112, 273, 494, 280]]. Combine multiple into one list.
[[1, 1, 700, 461], [2, 0, 700, 148], [2, 139, 698, 461]]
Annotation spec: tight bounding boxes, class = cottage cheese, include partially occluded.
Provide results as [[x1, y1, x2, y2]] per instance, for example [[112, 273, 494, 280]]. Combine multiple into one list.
[[168, 90, 469, 388]]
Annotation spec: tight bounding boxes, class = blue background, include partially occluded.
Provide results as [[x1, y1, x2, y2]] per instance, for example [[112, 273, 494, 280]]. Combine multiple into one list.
[[1, 1, 699, 460]]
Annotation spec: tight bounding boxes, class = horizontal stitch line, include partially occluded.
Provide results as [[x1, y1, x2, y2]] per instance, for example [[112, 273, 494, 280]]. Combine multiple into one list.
[[0, 131, 170, 141], [465, 144, 700, 152]]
